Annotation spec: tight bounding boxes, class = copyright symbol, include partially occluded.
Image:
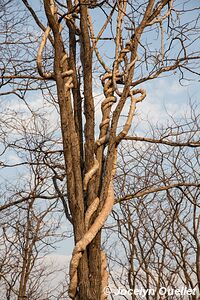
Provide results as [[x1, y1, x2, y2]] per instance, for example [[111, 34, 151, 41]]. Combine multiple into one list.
[[103, 286, 112, 296]]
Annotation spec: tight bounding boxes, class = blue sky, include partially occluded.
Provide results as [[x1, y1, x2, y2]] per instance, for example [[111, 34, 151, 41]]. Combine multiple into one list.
[[1, 0, 199, 266]]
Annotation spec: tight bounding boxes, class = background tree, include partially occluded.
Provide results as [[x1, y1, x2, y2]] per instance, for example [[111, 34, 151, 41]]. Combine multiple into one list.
[[105, 104, 200, 299], [0, 98, 70, 299], [0, 0, 200, 299]]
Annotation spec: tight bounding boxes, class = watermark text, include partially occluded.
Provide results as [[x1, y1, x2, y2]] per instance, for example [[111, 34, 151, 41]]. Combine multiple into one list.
[[103, 286, 197, 297]]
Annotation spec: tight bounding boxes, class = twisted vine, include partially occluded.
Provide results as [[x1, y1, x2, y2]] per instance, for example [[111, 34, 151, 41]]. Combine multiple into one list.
[[95, 72, 117, 148], [36, 0, 74, 85], [69, 150, 117, 299]]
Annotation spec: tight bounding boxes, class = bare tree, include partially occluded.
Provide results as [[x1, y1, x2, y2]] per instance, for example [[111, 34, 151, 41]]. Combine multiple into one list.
[[0, 100, 70, 299], [0, 0, 200, 299], [0, 153, 69, 300], [106, 105, 200, 299]]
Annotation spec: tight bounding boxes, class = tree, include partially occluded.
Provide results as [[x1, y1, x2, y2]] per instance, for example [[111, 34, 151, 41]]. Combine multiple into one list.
[[0, 88, 72, 299], [105, 105, 200, 299], [0, 0, 200, 299], [0, 198, 60, 300]]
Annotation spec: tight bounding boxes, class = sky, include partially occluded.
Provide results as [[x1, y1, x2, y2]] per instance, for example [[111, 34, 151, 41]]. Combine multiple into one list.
[[0, 1, 200, 294], [1, 0, 200, 240]]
